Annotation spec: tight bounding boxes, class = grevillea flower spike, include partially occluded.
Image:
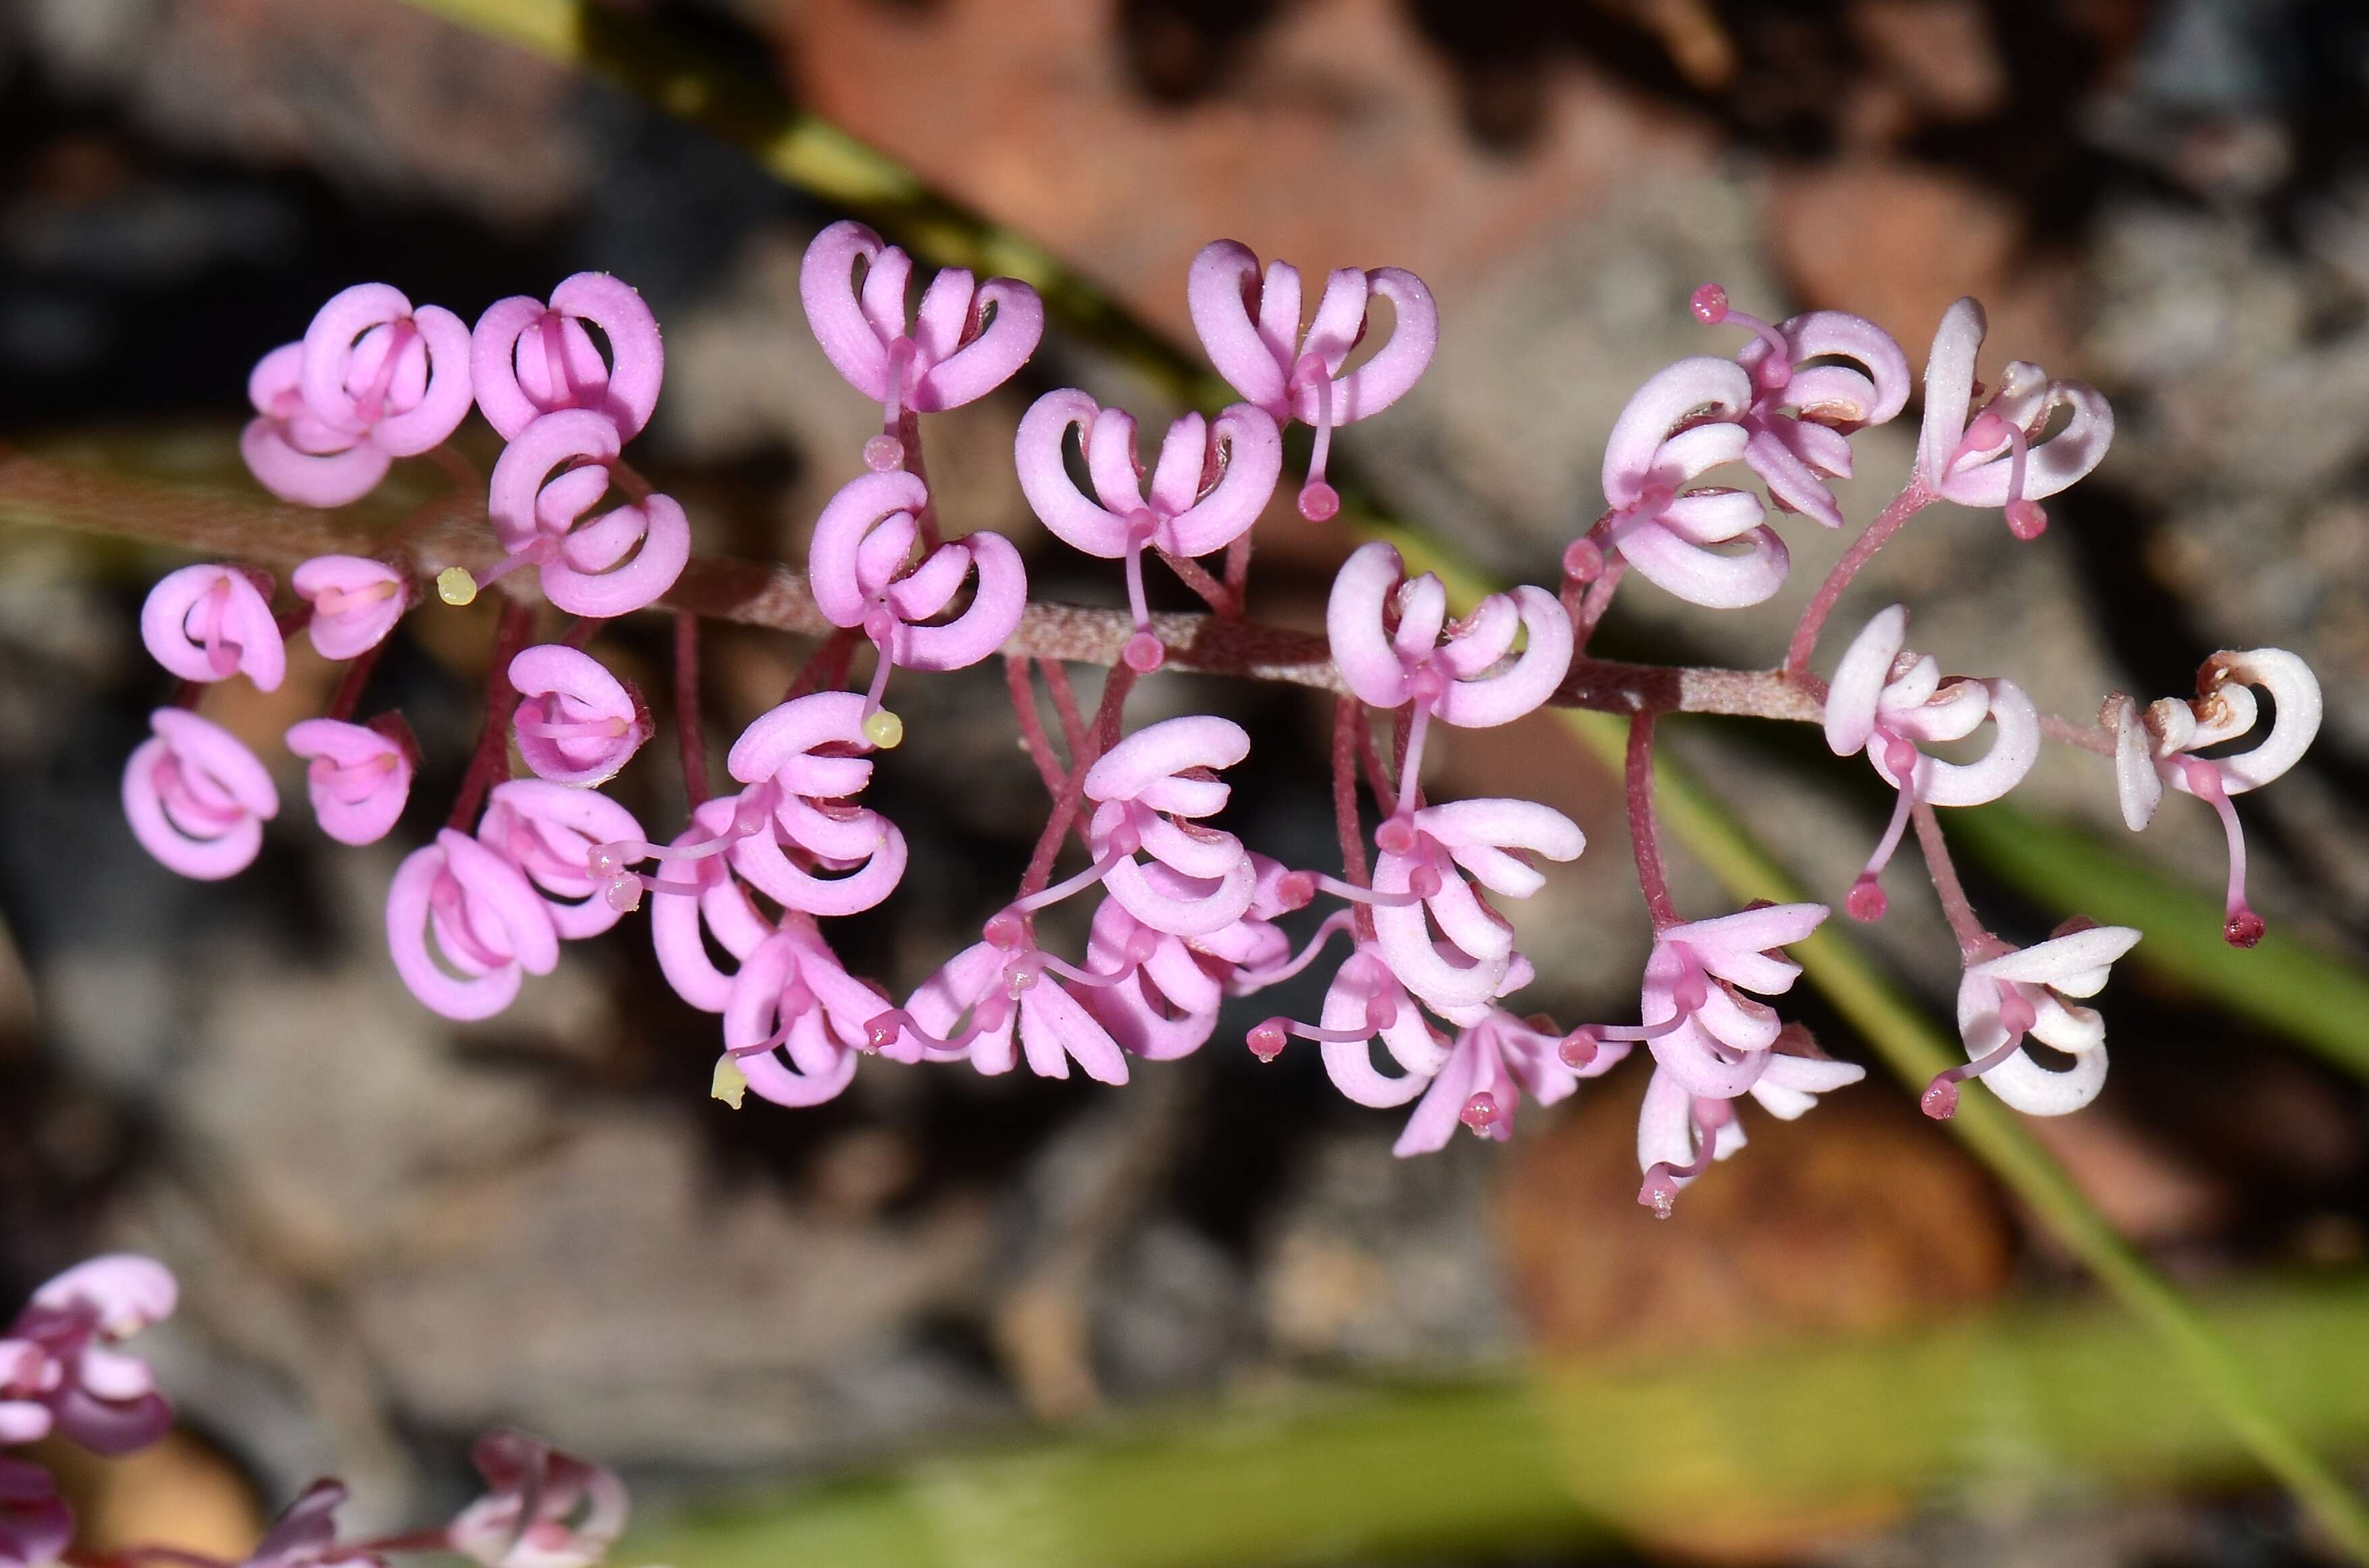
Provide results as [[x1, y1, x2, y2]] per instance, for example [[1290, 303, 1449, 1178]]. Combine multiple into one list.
[[448, 1428, 628, 1568], [1014, 392, 1280, 669], [1690, 286, 1912, 530], [808, 469, 1028, 738], [468, 408, 689, 617], [800, 220, 1045, 470], [2106, 649, 2322, 947], [141, 564, 285, 691], [290, 556, 406, 660], [508, 645, 650, 788], [386, 829, 561, 1020], [286, 717, 414, 847], [0, 1461, 70, 1568], [1823, 605, 2039, 918], [1187, 240, 1438, 520], [1926, 922, 2139, 1119], [471, 273, 664, 442], [1594, 357, 1788, 607], [0, 1255, 176, 1455], [123, 709, 279, 880], [1917, 297, 2113, 540]]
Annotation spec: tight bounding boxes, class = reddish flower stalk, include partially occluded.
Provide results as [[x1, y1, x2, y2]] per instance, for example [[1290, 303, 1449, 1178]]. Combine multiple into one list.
[[673, 609, 710, 807], [1626, 711, 1680, 931], [1783, 479, 1933, 678], [447, 597, 535, 830]]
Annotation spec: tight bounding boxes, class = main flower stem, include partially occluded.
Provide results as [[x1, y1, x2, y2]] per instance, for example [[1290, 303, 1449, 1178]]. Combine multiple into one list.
[[1783, 479, 1934, 679]]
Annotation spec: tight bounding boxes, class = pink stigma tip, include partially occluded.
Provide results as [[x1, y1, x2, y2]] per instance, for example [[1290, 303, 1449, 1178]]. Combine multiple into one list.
[[1845, 877, 1888, 922], [1561, 537, 1604, 584], [1557, 1028, 1599, 1069], [1375, 816, 1416, 856], [1688, 284, 1729, 325], [862, 434, 904, 473], [1123, 631, 1166, 673], [1298, 481, 1340, 523], [2224, 909, 2266, 948], [864, 1012, 904, 1052], [1274, 870, 1316, 910], [983, 910, 1025, 950], [1638, 1171, 1679, 1218], [604, 873, 644, 914], [1248, 1019, 1288, 1062], [1459, 1093, 1500, 1134], [2005, 500, 2048, 541], [1920, 1079, 1960, 1120]]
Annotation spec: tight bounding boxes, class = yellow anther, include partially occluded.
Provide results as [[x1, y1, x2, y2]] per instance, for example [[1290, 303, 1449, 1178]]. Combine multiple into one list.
[[710, 1055, 748, 1109], [862, 708, 905, 749], [436, 567, 478, 607]]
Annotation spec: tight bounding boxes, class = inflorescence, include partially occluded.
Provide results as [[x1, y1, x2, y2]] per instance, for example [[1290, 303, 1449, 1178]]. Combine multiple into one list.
[[122, 224, 2324, 1217]]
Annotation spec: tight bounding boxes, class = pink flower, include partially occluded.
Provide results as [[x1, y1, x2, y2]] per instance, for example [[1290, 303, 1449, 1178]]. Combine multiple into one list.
[[386, 828, 561, 1021], [1072, 895, 1224, 1062], [800, 221, 1043, 467], [0, 1461, 70, 1568], [1917, 297, 2113, 540], [1598, 358, 1788, 607], [1187, 240, 1438, 519], [1393, 1007, 1582, 1156], [482, 409, 689, 617], [1368, 797, 1584, 1012], [723, 926, 892, 1106], [447, 1428, 627, 1568], [471, 273, 664, 442], [1015, 391, 1279, 668], [723, 694, 908, 919], [122, 708, 279, 881], [240, 342, 392, 508], [0, 1255, 176, 1455], [2106, 648, 2321, 947], [895, 935, 1130, 1084], [1636, 1045, 1863, 1216], [140, 564, 285, 691], [807, 470, 1026, 722], [1823, 605, 2039, 918], [298, 283, 474, 457], [1262, 943, 1443, 1103], [647, 795, 778, 1013], [285, 716, 413, 847], [1926, 922, 2139, 1119], [290, 556, 406, 662], [1081, 715, 1257, 937], [508, 645, 650, 787], [476, 781, 648, 940], [237, 1480, 365, 1568], [1690, 287, 1912, 529]]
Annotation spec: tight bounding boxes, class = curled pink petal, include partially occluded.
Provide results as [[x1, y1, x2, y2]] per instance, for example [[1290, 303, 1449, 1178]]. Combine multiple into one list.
[[448, 1428, 628, 1568], [1187, 240, 1438, 424], [291, 554, 407, 661], [286, 718, 413, 846], [1325, 541, 1413, 709], [727, 691, 875, 794], [122, 708, 278, 880], [1430, 586, 1571, 728], [140, 565, 286, 691], [386, 829, 558, 1021], [487, 408, 622, 555], [799, 221, 1041, 409], [478, 780, 648, 939], [1085, 716, 1250, 806], [1823, 604, 1906, 756], [509, 644, 650, 787], [472, 273, 665, 442], [1614, 521, 1789, 608]]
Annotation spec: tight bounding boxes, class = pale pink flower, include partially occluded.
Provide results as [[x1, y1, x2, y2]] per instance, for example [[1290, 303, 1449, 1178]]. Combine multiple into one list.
[[0, 1461, 70, 1568], [1925, 922, 2139, 1119], [285, 717, 413, 847], [1635, 1043, 1863, 1216], [0, 1255, 176, 1455], [447, 1428, 627, 1568], [290, 556, 406, 661], [723, 694, 908, 919], [476, 781, 648, 940], [1072, 893, 1224, 1062], [1081, 715, 1257, 937], [1014, 391, 1279, 667], [1597, 357, 1787, 608], [298, 283, 474, 464], [1392, 1007, 1584, 1156], [240, 342, 392, 508], [893, 934, 1130, 1084], [122, 708, 279, 881], [386, 829, 560, 1021], [723, 926, 898, 1105], [1917, 297, 2113, 540], [471, 273, 664, 442], [140, 564, 285, 691], [646, 795, 778, 1013], [1690, 286, 1912, 530], [508, 645, 650, 788], [1823, 605, 2039, 918], [481, 409, 689, 617], [800, 220, 1043, 467], [1186, 240, 1438, 519], [2106, 648, 2321, 947], [1368, 797, 1583, 1012]]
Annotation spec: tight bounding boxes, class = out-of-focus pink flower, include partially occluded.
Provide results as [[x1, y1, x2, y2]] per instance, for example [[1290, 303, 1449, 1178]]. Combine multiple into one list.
[[298, 283, 474, 456], [471, 273, 664, 442], [1635, 1046, 1862, 1216], [800, 221, 1043, 467], [1598, 358, 1788, 607], [290, 556, 407, 662], [1691, 286, 1912, 530], [1823, 605, 2038, 919], [447, 1428, 627, 1568], [895, 933, 1131, 1084], [2107, 648, 2322, 947], [1917, 297, 2112, 540], [122, 708, 279, 881], [141, 564, 285, 691], [286, 716, 413, 847], [477, 781, 647, 940], [386, 829, 561, 1021], [1187, 240, 1437, 519], [0, 1460, 71, 1568], [483, 409, 689, 617], [508, 645, 650, 788], [1072, 894, 1224, 1062], [0, 1255, 176, 1456], [238, 1480, 374, 1568], [1925, 923, 2139, 1120], [240, 344, 390, 508]]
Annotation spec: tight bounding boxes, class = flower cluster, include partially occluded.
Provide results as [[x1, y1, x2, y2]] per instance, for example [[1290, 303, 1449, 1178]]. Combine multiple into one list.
[[119, 228, 2325, 1214], [2, 1257, 627, 1568]]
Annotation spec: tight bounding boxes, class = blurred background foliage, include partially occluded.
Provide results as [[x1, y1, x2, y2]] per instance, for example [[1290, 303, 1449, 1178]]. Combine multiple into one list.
[[5, 0, 2369, 1563]]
